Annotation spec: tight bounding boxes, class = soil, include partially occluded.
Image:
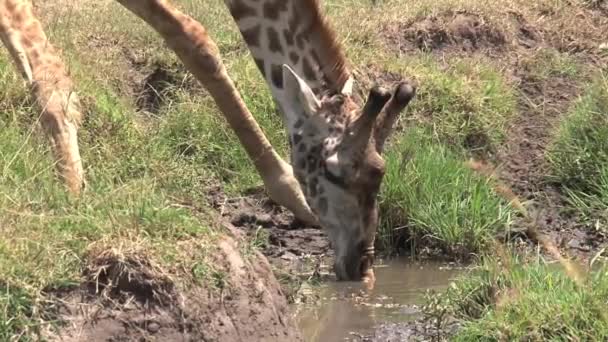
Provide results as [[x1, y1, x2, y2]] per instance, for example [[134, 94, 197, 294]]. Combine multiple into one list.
[[495, 62, 606, 258], [206, 186, 333, 276], [42, 224, 302, 342], [129, 60, 204, 115], [384, 11, 507, 55]]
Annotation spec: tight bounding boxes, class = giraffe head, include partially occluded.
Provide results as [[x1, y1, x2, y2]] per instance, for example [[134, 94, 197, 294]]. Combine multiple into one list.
[[282, 65, 415, 281], [225, 0, 416, 281]]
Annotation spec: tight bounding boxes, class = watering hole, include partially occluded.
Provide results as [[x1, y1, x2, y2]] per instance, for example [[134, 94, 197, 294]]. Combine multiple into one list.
[[293, 258, 465, 342]]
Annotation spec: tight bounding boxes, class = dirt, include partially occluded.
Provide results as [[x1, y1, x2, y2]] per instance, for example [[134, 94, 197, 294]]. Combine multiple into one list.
[[495, 63, 604, 257], [384, 6, 608, 60], [206, 186, 332, 274], [126, 57, 204, 115], [385, 11, 507, 55], [42, 225, 302, 342]]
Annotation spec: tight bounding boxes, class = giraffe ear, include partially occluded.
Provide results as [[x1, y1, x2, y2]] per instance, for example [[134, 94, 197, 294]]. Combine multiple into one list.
[[282, 64, 320, 119]]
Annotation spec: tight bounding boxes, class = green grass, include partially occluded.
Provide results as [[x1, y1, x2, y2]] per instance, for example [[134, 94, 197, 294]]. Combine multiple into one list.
[[0, 285, 35, 341], [547, 73, 608, 227], [2, 0, 607, 339], [379, 128, 513, 255], [406, 56, 517, 154], [0, 53, 222, 339], [425, 255, 608, 341]]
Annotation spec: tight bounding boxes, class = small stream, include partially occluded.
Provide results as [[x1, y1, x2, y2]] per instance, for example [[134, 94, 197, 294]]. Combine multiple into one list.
[[294, 258, 465, 342]]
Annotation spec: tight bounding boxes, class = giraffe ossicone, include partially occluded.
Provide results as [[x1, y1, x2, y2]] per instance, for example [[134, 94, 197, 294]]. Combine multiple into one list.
[[0, 0, 416, 282]]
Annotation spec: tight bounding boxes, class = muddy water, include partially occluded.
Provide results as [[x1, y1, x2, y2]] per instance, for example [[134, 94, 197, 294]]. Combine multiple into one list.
[[294, 258, 464, 342]]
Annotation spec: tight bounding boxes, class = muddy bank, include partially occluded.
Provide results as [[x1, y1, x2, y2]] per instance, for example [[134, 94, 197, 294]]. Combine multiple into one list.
[[384, 6, 608, 60], [207, 186, 333, 274], [359, 319, 460, 342], [42, 225, 301, 342]]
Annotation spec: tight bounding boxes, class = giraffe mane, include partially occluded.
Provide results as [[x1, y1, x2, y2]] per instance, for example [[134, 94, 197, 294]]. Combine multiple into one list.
[[301, 0, 351, 93]]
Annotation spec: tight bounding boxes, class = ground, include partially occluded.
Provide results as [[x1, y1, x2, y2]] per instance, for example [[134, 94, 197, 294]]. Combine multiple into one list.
[[1, 0, 608, 341]]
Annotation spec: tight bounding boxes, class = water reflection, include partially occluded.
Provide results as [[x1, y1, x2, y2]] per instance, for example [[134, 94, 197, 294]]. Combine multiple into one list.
[[294, 258, 464, 342]]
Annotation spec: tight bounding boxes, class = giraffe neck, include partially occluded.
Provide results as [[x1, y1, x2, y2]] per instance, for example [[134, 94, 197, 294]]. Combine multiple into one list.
[[224, 0, 352, 123]]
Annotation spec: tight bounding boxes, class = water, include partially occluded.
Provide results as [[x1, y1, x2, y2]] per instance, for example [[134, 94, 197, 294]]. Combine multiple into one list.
[[294, 258, 464, 342]]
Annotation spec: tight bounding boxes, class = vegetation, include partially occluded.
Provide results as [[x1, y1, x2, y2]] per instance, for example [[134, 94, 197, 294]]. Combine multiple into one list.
[[424, 254, 608, 341], [547, 74, 608, 227], [0, 0, 607, 340], [380, 128, 513, 254]]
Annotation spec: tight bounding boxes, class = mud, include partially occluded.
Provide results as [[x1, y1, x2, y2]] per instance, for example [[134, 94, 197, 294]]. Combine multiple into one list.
[[384, 6, 608, 61], [42, 225, 302, 342], [359, 319, 460, 342], [130, 60, 203, 115], [386, 11, 507, 54], [207, 186, 333, 273]]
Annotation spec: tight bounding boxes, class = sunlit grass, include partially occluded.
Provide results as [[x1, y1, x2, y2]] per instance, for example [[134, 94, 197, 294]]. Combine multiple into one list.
[[379, 128, 513, 255], [547, 73, 608, 228]]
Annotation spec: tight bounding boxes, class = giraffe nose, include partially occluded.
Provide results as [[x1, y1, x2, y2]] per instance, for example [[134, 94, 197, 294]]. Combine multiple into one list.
[[335, 243, 373, 281]]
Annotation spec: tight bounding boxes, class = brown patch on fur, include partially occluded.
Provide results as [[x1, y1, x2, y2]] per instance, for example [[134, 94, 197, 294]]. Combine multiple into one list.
[[267, 27, 283, 53], [297, 158, 306, 169], [263, 0, 287, 20], [254, 58, 266, 78], [270, 63, 283, 89], [241, 24, 261, 47], [301, 57, 316, 81], [283, 29, 295, 46], [289, 51, 300, 64], [228, 0, 257, 21]]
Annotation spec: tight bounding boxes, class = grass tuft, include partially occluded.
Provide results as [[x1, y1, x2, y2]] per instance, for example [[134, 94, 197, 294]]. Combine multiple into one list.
[[379, 128, 513, 255], [547, 73, 608, 227], [425, 255, 608, 341]]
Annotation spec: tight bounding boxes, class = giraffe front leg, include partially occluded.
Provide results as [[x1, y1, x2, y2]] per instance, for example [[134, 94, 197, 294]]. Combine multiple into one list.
[[0, 0, 85, 194], [36, 89, 85, 194], [118, 0, 318, 225], [262, 156, 319, 225]]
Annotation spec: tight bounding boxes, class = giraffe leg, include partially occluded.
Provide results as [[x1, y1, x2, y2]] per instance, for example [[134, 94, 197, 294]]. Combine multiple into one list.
[[0, 0, 84, 194], [117, 0, 318, 225]]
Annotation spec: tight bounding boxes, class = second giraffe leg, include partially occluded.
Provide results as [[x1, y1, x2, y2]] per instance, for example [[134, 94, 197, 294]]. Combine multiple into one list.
[[0, 0, 84, 194]]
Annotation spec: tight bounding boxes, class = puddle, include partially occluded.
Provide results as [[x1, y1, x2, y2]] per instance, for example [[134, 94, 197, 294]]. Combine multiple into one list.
[[294, 258, 465, 342]]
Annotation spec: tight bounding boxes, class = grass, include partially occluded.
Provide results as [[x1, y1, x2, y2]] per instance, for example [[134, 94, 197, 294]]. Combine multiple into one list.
[[380, 56, 517, 155], [547, 73, 608, 227], [424, 254, 608, 341], [379, 128, 513, 255], [1, 0, 607, 339], [0, 28, 224, 340]]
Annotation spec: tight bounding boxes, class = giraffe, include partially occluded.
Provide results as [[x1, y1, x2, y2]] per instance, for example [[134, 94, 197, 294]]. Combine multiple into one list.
[[0, 0, 416, 282]]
